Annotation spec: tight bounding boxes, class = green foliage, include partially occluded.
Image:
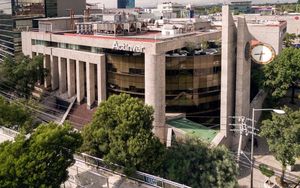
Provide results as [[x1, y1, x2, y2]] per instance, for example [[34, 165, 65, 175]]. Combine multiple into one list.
[[283, 33, 297, 47], [161, 139, 238, 188], [0, 122, 82, 188], [259, 164, 275, 178], [185, 42, 197, 52], [0, 54, 47, 98], [195, 5, 222, 15], [200, 41, 209, 50], [0, 96, 34, 133], [263, 48, 300, 103], [260, 107, 300, 167], [207, 6, 222, 14], [260, 107, 300, 183], [81, 94, 165, 175], [81, 94, 238, 186], [276, 3, 300, 13], [251, 65, 265, 90]]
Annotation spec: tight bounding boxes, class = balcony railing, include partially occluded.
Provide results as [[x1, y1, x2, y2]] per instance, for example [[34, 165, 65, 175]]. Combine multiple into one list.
[[75, 152, 191, 188]]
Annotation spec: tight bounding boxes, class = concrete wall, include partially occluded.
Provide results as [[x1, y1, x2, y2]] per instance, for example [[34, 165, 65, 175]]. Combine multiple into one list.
[[249, 89, 268, 122], [242, 14, 300, 35], [23, 30, 220, 56], [235, 17, 253, 119], [248, 23, 284, 54], [211, 132, 231, 147], [39, 19, 75, 32], [220, 5, 237, 145], [232, 17, 253, 150], [155, 31, 221, 54]]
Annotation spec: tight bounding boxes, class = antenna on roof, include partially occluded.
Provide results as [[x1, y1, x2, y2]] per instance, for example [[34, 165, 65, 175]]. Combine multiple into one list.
[[66, 9, 75, 30], [84, 8, 90, 22]]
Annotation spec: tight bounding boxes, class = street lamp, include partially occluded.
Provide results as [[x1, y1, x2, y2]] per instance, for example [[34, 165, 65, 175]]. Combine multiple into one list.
[[250, 108, 285, 188]]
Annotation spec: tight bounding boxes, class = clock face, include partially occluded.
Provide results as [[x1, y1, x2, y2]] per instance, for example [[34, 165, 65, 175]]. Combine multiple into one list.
[[250, 44, 275, 65]]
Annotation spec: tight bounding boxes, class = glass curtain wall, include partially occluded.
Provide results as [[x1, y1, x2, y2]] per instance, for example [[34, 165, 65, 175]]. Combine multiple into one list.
[[0, 0, 45, 61], [0, 0, 14, 60], [117, 0, 135, 8], [106, 51, 221, 119], [45, 0, 57, 17]]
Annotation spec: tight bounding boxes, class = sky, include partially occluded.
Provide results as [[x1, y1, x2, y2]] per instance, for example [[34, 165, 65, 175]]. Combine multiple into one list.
[[87, 0, 298, 7]]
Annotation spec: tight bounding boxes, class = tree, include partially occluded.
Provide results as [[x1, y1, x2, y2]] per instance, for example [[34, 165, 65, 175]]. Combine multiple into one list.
[[161, 139, 238, 188], [260, 107, 300, 185], [0, 54, 47, 98], [283, 33, 296, 47], [0, 122, 82, 187], [263, 48, 300, 103], [0, 96, 34, 133], [81, 94, 165, 175], [259, 164, 275, 184], [207, 5, 222, 14]]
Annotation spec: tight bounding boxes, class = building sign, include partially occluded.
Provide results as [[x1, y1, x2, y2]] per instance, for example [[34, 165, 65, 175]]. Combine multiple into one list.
[[112, 41, 145, 53]]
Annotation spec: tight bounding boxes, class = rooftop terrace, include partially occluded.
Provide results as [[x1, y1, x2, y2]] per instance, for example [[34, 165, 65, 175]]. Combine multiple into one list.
[[167, 118, 219, 143]]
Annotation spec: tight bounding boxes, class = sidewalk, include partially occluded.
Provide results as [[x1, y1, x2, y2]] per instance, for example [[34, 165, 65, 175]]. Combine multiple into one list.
[[238, 136, 300, 187]]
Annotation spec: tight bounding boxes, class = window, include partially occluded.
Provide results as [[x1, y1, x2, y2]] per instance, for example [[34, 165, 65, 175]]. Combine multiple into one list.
[[129, 68, 144, 75], [213, 66, 221, 74]]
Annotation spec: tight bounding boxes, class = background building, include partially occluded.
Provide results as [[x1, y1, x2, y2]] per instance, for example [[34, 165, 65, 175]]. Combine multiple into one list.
[[45, 0, 86, 17], [0, 0, 85, 62], [117, 0, 135, 8], [230, 1, 253, 14]]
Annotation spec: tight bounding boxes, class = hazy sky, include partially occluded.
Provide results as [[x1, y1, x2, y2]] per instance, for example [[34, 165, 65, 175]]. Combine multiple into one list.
[[87, 0, 298, 7]]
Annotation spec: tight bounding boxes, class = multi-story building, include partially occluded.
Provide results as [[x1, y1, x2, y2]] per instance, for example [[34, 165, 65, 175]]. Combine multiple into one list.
[[251, 5, 276, 15], [230, 1, 253, 14], [22, 14, 220, 142], [241, 14, 300, 35], [0, 0, 85, 62], [143, 3, 195, 19], [21, 8, 285, 147]]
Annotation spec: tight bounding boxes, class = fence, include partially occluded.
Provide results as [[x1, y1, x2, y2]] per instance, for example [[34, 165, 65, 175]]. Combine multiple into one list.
[[0, 126, 19, 138], [74, 153, 191, 188]]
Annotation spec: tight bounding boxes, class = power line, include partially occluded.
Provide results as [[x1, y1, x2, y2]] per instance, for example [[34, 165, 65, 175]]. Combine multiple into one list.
[[0, 86, 92, 124]]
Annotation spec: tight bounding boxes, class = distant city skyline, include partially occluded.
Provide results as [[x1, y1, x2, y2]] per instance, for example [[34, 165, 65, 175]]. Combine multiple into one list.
[[87, 0, 298, 7]]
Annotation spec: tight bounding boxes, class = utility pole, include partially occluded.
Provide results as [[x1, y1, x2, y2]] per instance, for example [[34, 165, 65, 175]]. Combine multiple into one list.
[[230, 116, 258, 168], [230, 116, 247, 166]]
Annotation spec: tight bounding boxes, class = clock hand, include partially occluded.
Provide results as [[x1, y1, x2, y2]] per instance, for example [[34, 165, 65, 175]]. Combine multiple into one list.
[[254, 52, 265, 61], [259, 51, 263, 61]]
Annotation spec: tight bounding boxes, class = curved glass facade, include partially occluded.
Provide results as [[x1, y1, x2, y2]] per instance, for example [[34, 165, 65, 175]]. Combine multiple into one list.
[[107, 51, 221, 117]]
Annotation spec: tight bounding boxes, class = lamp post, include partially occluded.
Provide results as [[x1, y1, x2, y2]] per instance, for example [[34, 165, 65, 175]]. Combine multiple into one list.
[[250, 108, 285, 188]]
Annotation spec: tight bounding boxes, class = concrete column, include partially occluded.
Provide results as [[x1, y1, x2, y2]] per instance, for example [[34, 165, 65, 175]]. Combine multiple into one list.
[[76, 61, 85, 104], [44, 55, 51, 88], [67, 59, 76, 98], [97, 55, 106, 105], [220, 5, 237, 140], [51, 56, 59, 90], [145, 53, 166, 143], [58, 57, 67, 94], [235, 17, 252, 119], [86, 62, 95, 109]]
